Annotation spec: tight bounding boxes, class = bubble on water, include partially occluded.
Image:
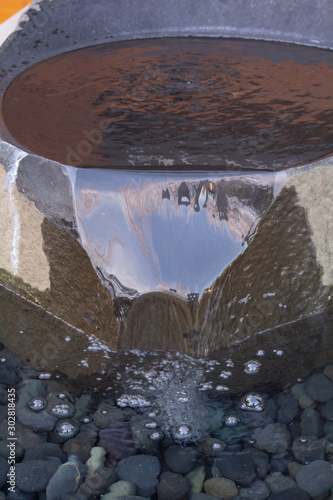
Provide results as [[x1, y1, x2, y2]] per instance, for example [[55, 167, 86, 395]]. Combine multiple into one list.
[[117, 394, 151, 408], [273, 349, 284, 356], [65, 336, 71, 342], [211, 441, 224, 451], [198, 383, 213, 391], [56, 421, 79, 438], [178, 395, 191, 403], [240, 392, 265, 412], [226, 359, 234, 368], [248, 438, 256, 445], [257, 350, 265, 357], [148, 411, 158, 418], [215, 385, 229, 392], [58, 394, 66, 400], [101, 410, 109, 415], [300, 437, 308, 443], [39, 373, 52, 380], [149, 430, 163, 441], [224, 415, 240, 426], [0, 358, 6, 363], [145, 421, 158, 429], [51, 404, 71, 417], [28, 397, 47, 412], [81, 416, 92, 424], [220, 371, 232, 379], [174, 424, 193, 439], [244, 360, 261, 375]]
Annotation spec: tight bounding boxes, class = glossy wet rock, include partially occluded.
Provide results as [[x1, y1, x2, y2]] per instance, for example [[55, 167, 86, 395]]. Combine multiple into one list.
[[115, 455, 161, 497], [295, 460, 333, 499], [15, 458, 61, 493], [45, 456, 86, 499]]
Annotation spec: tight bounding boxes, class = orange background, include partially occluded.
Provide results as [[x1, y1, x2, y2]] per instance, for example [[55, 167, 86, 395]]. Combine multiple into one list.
[[0, 1, 31, 23]]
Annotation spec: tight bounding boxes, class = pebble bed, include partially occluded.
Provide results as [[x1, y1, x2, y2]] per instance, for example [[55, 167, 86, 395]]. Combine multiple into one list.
[[1, 344, 333, 500]]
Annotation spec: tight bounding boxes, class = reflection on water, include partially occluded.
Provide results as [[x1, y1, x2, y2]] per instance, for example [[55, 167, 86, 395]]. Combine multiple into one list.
[[2, 38, 333, 170], [74, 169, 276, 298]]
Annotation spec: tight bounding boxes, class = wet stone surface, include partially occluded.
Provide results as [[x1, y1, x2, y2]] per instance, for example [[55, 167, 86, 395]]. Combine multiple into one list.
[[1, 347, 333, 499]]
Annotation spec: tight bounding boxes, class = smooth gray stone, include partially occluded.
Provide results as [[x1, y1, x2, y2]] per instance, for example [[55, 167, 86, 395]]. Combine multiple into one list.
[[16, 458, 61, 493], [215, 452, 257, 486], [305, 373, 333, 403], [238, 478, 270, 499], [292, 436, 326, 464], [46, 456, 86, 499], [252, 423, 291, 454], [115, 455, 160, 497], [296, 459, 333, 498], [300, 407, 323, 437], [164, 445, 201, 474]]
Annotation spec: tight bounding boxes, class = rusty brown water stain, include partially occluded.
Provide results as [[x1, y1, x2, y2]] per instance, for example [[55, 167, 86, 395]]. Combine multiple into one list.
[[1, 38, 333, 170]]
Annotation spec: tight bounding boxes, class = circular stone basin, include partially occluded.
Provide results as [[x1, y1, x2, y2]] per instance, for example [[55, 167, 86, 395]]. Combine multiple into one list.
[[1, 37, 333, 171]]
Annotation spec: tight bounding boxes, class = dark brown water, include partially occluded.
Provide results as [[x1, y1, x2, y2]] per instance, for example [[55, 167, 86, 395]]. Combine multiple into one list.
[[1, 38, 333, 170]]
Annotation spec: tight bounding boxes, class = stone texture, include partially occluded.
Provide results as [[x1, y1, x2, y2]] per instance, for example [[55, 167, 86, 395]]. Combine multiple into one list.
[[215, 452, 257, 486], [157, 471, 191, 500], [276, 393, 299, 424], [296, 459, 333, 498], [252, 423, 291, 454], [264, 471, 296, 492], [99, 421, 137, 461], [291, 383, 315, 410], [300, 407, 323, 437], [238, 478, 270, 499], [16, 458, 61, 493], [305, 373, 333, 403], [46, 456, 86, 499], [185, 465, 206, 495], [164, 445, 201, 474], [292, 436, 326, 464], [268, 488, 311, 500], [204, 477, 238, 499], [115, 454, 160, 497]]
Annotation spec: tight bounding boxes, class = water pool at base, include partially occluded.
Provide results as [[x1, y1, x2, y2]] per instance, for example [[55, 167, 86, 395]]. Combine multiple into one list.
[[0, 35, 332, 499]]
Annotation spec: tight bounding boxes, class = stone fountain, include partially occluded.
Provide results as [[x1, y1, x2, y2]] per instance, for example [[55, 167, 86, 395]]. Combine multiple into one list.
[[0, 0, 332, 402]]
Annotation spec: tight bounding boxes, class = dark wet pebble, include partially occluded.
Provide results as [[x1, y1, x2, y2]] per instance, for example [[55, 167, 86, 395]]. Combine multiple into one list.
[[300, 407, 323, 437], [0, 455, 9, 488], [305, 373, 333, 403], [24, 442, 66, 462], [245, 447, 270, 479], [130, 416, 161, 454], [195, 436, 226, 455], [204, 477, 238, 499], [75, 466, 117, 498], [191, 494, 221, 500], [242, 399, 277, 429], [46, 455, 86, 499], [62, 423, 98, 462], [164, 445, 202, 474], [17, 408, 57, 433], [7, 489, 37, 500], [238, 478, 270, 499], [288, 421, 302, 441], [323, 364, 333, 382], [99, 421, 137, 460], [157, 471, 191, 500], [115, 454, 160, 497], [93, 400, 135, 428], [16, 379, 47, 413], [252, 423, 291, 454], [0, 384, 8, 405], [296, 459, 333, 498], [0, 363, 19, 386], [275, 393, 299, 424], [16, 457, 61, 492], [268, 487, 311, 500], [287, 461, 303, 478], [292, 436, 326, 464], [319, 398, 333, 421], [270, 451, 293, 474], [264, 471, 296, 492], [0, 439, 24, 461], [215, 451, 257, 486], [323, 420, 333, 440]]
